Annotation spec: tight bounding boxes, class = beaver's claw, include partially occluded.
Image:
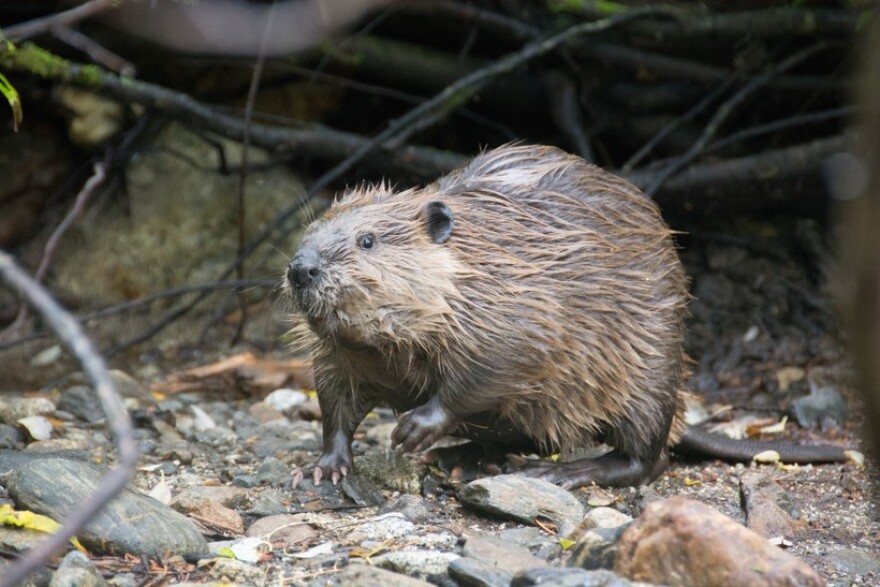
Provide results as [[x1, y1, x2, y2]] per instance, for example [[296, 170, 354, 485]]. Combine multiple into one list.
[[392, 399, 456, 453], [292, 447, 353, 488]]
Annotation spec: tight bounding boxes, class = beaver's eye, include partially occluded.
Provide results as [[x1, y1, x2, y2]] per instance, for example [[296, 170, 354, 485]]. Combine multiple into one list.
[[358, 234, 376, 250]]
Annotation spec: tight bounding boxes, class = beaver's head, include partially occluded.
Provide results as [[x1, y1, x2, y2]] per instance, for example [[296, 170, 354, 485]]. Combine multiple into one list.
[[286, 186, 462, 350]]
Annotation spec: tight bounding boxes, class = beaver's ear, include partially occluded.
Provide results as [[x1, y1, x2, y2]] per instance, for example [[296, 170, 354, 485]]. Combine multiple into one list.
[[423, 201, 454, 244]]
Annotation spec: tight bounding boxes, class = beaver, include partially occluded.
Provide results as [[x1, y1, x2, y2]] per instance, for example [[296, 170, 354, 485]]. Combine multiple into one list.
[[286, 144, 848, 488]]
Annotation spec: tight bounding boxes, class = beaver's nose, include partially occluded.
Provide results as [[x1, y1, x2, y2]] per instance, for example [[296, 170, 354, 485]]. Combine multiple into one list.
[[288, 250, 320, 289]]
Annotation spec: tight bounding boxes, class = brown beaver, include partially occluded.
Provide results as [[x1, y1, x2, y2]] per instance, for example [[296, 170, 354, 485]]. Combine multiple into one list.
[[286, 144, 848, 488]]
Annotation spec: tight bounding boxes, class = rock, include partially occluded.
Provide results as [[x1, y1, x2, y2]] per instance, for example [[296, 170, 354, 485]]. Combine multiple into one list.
[[462, 536, 549, 574], [0, 424, 24, 449], [56, 386, 104, 423], [354, 452, 422, 495], [172, 486, 250, 510], [247, 490, 289, 517], [4, 457, 208, 558], [739, 472, 806, 539], [245, 514, 317, 546], [825, 548, 880, 576], [615, 496, 824, 587], [49, 551, 108, 587], [449, 557, 515, 587], [254, 456, 290, 486], [342, 471, 386, 507], [17, 416, 53, 441], [347, 513, 415, 543], [61, 370, 150, 401], [207, 557, 265, 585], [372, 550, 460, 581], [581, 507, 633, 531], [56, 87, 124, 149], [0, 526, 49, 554], [0, 397, 55, 424], [171, 495, 245, 536], [567, 525, 629, 571], [333, 564, 433, 586], [263, 388, 308, 413], [248, 401, 286, 425], [499, 527, 561, 560], [25, 438, 90, 452], [790, 382, 848, 428], [458, 475, 585, 537], [512, 567, 637, 586], [378, 494, 437, 524]]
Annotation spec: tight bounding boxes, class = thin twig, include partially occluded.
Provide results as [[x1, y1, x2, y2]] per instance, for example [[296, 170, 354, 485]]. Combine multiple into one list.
[[628, 133, 852, 207], [232, 2, 277, 346], [3, 0, 116, 41], [0, 279, 276, 353], [0, 251, 138, 587], [704, 106, 854, 155], [52, 25, 134, 75], [1, 162, 107, 341], [622, 75, 740, 172], [645, 42, 829, 197]]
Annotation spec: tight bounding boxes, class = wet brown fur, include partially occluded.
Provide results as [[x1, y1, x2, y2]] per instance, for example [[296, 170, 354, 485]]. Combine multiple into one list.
[[289, 145, 690, 471]]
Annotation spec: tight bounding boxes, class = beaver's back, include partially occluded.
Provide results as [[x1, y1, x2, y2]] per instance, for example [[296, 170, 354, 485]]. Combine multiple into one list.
[[427, 145, 690, 456]]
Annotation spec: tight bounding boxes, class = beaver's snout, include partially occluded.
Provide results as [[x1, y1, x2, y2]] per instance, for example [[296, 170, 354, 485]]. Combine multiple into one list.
[[288, 248, 321, 290]]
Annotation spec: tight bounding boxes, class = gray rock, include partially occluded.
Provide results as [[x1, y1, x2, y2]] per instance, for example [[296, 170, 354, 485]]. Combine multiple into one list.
[[739, 472, 805, 539], [62, 370, 150, 401], [499, 527, 561, 560], [348, 513, 415, 542], [372, 550, 460, 581], [334, 564, 433, 586], [826, 548, 880, 576], [107, 573, 138, 587], [4, 457, 208, 558], [378, 494, 437, 524], [449, 557, 515, 587], [458, 475, 586, 537], [0, 424, 24, 449], [194, 426, 238, 448], [264, 388, 308, 412], [581, 507, 632, 530], [56, 385, 104, 424], [245, 514, 317, 545], [342, 471, 386, 507], [254, 456, 290, 486], [512, 567, 635, 586], [0, 526, 49, 554], [232, 474, 259, 488], [462, 536, 549, 574], [355, 451, 422, 495], [49, 551, 108, 587], [0, 397, 55, 424], [790, 382, 847, 428], [248, 490, 289, 517], [207, 558, 265, 584], [567, 525, 628, 571]]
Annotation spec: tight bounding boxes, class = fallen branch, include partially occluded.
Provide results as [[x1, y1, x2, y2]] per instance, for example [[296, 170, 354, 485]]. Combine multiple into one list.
[[0, 251, 138, 587], [3, 0, 115, 41], [629, 134, 852, 213], [645, 42, 829, 196], [0, 43, 466, 180]]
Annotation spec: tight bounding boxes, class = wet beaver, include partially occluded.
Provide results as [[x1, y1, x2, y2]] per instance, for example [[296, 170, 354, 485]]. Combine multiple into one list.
[[286, 144, 847, 488]]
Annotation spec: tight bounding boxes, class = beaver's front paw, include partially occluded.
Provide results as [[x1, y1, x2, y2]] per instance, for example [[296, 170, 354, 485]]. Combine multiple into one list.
[[292, 445, 353, 487], [392, 399, 456, 453]]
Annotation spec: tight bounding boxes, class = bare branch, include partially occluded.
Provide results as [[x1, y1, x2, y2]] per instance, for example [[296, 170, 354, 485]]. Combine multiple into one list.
[[0, 251, 138, 587]]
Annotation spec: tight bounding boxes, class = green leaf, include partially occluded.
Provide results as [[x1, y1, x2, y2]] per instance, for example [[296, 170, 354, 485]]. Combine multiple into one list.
[[0, 71, 22, 131]]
